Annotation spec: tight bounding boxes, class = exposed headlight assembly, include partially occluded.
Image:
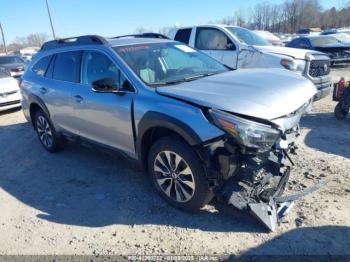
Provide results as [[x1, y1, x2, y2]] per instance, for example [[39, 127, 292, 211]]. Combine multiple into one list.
[[280, 59, 306, 72], [209, 109, 281, 153]]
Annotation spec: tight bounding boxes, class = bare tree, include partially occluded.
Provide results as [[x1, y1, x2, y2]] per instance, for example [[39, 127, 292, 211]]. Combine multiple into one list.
[[26, 33, 49, 46], [134, 26, 147, 34]]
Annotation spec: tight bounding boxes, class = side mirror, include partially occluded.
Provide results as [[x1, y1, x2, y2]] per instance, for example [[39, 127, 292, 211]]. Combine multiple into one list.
[[92, 78, 119, 93]]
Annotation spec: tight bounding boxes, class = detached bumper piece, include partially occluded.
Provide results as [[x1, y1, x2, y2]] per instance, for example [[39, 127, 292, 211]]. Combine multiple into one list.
[[219, 151, 325, 231]]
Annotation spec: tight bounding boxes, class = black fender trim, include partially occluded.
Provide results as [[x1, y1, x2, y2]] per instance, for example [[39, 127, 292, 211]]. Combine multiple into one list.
[[27, 94, 51, 126], [136, 112, 223, 185], [136, 111, 203, 164], [137, 111, 202, 148]]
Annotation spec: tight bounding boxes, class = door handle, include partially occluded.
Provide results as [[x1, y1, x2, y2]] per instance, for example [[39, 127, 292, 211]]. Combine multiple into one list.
[[74, 95, 83, 103], [39, 87, 47, 94]]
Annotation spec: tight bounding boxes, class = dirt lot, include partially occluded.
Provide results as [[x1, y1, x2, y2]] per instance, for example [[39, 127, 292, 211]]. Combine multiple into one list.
[[0, 67, 349, 257]]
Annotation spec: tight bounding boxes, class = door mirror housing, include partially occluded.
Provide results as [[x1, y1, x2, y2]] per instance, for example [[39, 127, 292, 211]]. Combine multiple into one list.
[[92, 78, 119, 93]]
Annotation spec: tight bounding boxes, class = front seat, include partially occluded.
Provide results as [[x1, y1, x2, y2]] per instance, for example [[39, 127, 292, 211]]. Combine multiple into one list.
[[134, 56, 155, 83]]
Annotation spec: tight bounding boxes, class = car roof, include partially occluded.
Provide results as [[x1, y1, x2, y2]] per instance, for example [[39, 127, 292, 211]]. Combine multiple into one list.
[[303, 35, 336, 39], [38, 35, 175, 53], [107, 37, 173, 47]]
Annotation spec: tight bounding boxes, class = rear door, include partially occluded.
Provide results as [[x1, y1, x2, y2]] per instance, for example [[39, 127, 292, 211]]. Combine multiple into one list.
[[31, 51, 81, 134], [72, 50, 136, 156], [48, 51, 82, 133]]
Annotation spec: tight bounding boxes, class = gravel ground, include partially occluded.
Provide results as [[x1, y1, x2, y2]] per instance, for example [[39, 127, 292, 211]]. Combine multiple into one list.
[[0, 67, 349, 257]]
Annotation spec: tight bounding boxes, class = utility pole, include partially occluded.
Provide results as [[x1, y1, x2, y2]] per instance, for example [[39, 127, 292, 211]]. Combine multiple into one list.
[[0, 22, 7, 54], [45, 0, 56, 39]]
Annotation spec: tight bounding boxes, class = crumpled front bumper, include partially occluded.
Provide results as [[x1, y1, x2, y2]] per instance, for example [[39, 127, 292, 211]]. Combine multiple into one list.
[[247, 167, 325, 231], [217, 147, 325, 231]]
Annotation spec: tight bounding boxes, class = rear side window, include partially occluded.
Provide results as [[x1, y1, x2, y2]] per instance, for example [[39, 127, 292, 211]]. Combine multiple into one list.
[[32, 55, 52, 76], [195, 28, 234, 50], [53, 51, 81, 82], [174, 28, 192, 44]]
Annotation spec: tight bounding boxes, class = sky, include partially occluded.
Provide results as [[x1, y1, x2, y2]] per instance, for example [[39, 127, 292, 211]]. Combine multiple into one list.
[[0, 0, 347, 43]]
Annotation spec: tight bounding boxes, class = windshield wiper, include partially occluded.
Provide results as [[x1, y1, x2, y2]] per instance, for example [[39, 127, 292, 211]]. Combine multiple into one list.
[[150, 72, 218, 86]]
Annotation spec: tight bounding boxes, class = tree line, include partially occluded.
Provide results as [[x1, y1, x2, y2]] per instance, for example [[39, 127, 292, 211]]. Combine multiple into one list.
[[216, 0, 350, 33], [0, 33, 49, 53]]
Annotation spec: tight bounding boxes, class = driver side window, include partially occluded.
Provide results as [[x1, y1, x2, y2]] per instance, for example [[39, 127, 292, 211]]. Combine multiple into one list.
[[195, 28, 235, 51], [81, 51, 119, 85]]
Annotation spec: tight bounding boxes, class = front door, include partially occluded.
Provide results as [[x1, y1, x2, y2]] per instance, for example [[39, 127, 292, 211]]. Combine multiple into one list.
[[72, 50, 136, 156]]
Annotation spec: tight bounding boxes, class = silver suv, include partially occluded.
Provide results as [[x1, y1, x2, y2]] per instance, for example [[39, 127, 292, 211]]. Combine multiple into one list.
[[21, 35, 319, 231]]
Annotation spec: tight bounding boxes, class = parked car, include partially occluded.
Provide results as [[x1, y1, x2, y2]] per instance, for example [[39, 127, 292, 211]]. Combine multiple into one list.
[[297, 28, 321, 36], [0, 55, 27, 78], [253, 30, 283, 46], [286, 35, 350, 65], [332, 33, 350, 45], [21, 35, 320, 231], [0, 68, 21, 111], [169, 25, 332, 101], [321, 28, 350, 36]]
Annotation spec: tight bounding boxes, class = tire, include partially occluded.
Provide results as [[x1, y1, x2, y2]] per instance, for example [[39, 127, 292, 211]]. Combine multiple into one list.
[[34, 109, 63, 152], [148, 135, 213, 211], [334, 103, 349, 120]]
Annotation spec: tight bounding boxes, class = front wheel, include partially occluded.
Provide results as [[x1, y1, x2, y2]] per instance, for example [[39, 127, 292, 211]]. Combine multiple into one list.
[[334, 103, 349, 120], [148, 135, 213, 211]]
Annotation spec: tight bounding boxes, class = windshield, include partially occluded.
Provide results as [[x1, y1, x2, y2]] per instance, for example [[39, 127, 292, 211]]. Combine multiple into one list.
[[226, 27, 270, 46], [0, 56, 24, 65], [333, 33, 350, 43], [114, 42, 228, 86], [310, 36, 339, 46]]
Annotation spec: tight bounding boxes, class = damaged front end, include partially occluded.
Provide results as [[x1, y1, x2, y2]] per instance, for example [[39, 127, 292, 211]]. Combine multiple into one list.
[[204, 106, 324, 231]]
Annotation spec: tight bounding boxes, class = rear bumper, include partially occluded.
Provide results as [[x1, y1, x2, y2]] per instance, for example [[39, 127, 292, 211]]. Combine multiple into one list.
[[0, 100, 21, 111], [0, 91, 22, 111]]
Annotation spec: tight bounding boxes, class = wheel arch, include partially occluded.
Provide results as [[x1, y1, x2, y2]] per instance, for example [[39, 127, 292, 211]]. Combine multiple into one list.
[[28, 94, 50, 128], [136, 111, 203, 170]]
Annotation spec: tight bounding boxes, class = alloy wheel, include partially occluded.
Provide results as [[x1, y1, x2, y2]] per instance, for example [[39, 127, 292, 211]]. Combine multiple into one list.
[[36, 115, 53, 148], [153, 150, 195, 203]]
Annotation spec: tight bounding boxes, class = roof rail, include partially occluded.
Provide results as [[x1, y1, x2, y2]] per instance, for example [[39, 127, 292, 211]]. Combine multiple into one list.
[[40, 35, 108, 51], [113, 33, 169, 40]]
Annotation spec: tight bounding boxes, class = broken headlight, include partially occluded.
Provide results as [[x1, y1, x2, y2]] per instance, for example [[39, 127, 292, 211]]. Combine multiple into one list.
[[209, 109, 281, 153]]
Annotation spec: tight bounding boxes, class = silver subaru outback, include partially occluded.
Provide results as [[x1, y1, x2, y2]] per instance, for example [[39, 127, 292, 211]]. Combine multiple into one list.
[[20, 34, 321, 231]]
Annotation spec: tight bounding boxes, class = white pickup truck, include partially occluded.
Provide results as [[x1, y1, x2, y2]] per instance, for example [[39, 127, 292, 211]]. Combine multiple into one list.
[[169, 25, 332, 101]]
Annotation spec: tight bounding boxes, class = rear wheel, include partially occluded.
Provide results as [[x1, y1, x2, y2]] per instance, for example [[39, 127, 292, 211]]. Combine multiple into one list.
[[334, 103, 349, 120], [34, 109, 63, 152], [148, 135, 213, 211]]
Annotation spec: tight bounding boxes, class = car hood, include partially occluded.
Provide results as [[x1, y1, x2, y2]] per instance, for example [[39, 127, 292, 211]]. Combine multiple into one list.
[[156, 69, 317, 121], [254, 45, 323, 59], [0, 63, 25, 69], [0, 77, 19, 93]]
